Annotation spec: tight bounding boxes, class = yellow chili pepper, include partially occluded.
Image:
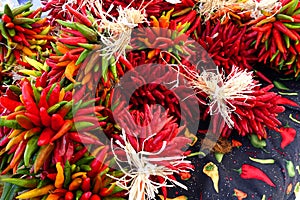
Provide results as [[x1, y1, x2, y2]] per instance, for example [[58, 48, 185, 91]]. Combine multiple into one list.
[[54, 162, 64, 189], [71, 172, 87, 180], [203, 162, 219, 193], [16, 185, 54, 199], [65, 60, 80, 83]]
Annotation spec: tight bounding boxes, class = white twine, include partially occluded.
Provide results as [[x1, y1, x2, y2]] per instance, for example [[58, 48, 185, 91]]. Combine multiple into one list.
[[108, 129, 191, 200]]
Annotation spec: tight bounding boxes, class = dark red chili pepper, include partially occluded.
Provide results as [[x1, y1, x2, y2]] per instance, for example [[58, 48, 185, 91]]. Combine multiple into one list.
[[70, 147, 88, 164], [236, 164, 276, 187], [38, 127, 56, 146], [278, 127, 296, 149], [22, 81, 40, 116]]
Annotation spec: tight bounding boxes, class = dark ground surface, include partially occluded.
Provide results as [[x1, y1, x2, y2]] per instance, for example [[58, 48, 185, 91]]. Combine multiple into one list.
[[167, 67, 300, 200]]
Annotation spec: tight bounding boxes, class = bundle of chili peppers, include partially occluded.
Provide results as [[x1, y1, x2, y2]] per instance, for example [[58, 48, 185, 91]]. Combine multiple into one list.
[[0, 0, 299, 199]]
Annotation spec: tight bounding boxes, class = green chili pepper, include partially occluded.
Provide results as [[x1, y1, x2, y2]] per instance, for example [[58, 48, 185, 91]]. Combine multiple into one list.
[[24, 135, 39, 167], [0, 118, 23, 129], [249, 134, 267, 149], [76, 156, 95, 166], [71, 122, 95, 132], [278, 92, 298, 96], [4, 4, 13, 18], [273, 80, 290, 91], [37, 178, 51, 189], [79, 98, 98, 109], [0, 177, 39, 188], [0, 22, 9, 40], [63, 160, 72, 188], [76, 49, 90, 65], [283, 34, 290, 49], [249, 157, 275, 164], [7, 28, 16, 37], [270, 50, 280, 62], [80, 165, 92, 172], [47, 101, 67, 115], [110, 56, 118, 80], [75, 23, 98, 42], [32, 85, 41, 103], [75, 190, 83, 200], [289, 114, 300, 124], [285, 160, 296, 177], [214, 153, 224, 163], [56, 19, 77, 29], [102, 52, 109, 82], [0, 182, 20, 200], [11, 2, 33, 16]]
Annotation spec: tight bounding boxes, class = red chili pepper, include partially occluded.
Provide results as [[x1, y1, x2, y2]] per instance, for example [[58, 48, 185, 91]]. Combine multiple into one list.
[[24, 112, 42, 127], [90, 194, 101, 200], [38, 87, 50, 109], [67, 132, 103, 145], [27, 7, 42, 18], [70, 147, 88, 164], [58, 37, 88, 46], [39, 107, 51, 127], [51, 114, 65, 131], [10, 140, 27, 168], [81, 177, 91, 192], [87, 146, 109, 177], [47, 173, 57, 181], [38, 127, 56, 146], [79, 191, 92, 200], [273, 21, 298, 41], [50, 120, 73, 142], [22, 81, 39, 116], [0, 96, 22, 112], [278, 127, 296, 149], [119, 55, 134, 70], [236, 164, 276, 187], [275, 97, 299, 107], [65, 5, 92, 27], [2, 14, 11, 23], [65, 191, 74, 200], [272, 29, 286, 53], [48, 84, 60, 107]]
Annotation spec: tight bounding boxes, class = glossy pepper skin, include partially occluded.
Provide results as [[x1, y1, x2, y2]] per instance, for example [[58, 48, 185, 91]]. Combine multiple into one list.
[[238, 164, 276, 187]]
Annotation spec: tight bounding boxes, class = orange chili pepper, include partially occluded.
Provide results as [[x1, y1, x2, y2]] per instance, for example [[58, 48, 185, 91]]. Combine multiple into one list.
[[54, 162, 65, 189], [69, 178, 83, 191], [65, 60, 80, 83]]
